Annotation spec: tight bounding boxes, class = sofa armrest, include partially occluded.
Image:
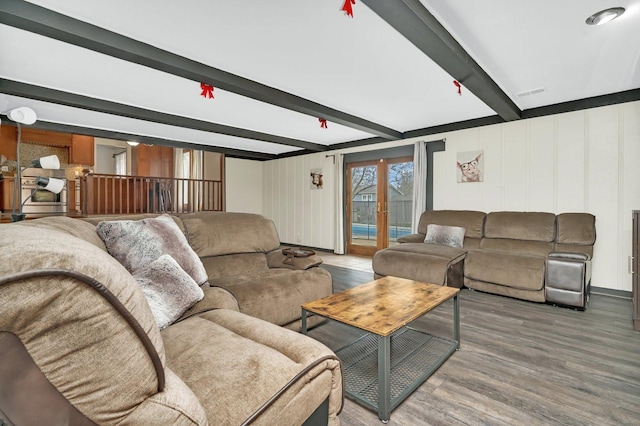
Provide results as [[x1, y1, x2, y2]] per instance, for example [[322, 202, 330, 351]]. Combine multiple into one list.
[[397, 233, 426, 243], [548, 252, 591, 261], [266, 250, 323, 270], [180, 285, 240, 318]]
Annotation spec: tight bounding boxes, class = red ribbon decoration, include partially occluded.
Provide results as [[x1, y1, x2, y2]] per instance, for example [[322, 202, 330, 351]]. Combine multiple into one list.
[[319, 118, 328, 129], [200, 83, 215, 99], [453, 80, 462, 96], [342, 0, 355, 18]]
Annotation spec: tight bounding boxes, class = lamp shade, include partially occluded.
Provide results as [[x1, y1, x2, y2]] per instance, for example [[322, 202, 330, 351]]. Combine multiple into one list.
[[35, 176, 65, 194], [30, 155, 61, 170], [7, 107, 37, 125]]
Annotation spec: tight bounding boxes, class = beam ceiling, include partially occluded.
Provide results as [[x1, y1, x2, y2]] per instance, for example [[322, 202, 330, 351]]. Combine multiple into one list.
[[0, 78, 326, 152], [362, 0, 521, 122], [0, 0, 403, 141]]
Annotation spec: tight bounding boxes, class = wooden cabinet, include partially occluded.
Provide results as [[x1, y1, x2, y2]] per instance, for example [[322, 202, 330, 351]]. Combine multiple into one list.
[[21, 128, 72, 146], [0, 125, 17, 160], [70, 134, 95, 166], [633, 211, 640, 331], [132, 144, 173, 178], [1, 178, 15, 212]]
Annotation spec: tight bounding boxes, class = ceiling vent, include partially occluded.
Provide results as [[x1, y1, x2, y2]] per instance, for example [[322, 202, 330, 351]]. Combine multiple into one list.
[[516, 87, 545, 98]]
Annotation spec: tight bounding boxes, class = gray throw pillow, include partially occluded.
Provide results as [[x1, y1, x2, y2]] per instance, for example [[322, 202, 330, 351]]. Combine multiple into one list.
[[424, 224, 466, 249], [133, 254, 204, 329], [96, 214, 208, 285]]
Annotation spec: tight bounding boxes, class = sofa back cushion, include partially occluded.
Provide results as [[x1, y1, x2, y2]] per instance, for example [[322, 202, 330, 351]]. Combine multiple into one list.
[[201, 253, 271, 279], [0, 224, 193, 424], [180, 212, 281, 257], [417, 210, 485, 248], [484, 211, 556, 242], [554, 213, 596, 257]]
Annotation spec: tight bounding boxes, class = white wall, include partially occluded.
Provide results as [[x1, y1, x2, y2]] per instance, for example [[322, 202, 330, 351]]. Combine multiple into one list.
[[262, 101, 640, 292], [225, 157, 263, 214]]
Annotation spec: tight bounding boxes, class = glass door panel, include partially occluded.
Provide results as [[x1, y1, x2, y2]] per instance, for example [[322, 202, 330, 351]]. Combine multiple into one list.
[[387, 159, 414, 247], [347, 161, 379, 256], [346, 156, 414, 256]]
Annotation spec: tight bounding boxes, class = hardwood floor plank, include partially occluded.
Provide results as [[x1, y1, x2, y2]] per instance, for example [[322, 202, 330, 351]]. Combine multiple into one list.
[[315, 265, 640, 425]]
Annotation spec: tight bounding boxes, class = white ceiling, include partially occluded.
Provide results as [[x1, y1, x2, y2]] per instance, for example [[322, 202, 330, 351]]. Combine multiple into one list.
[[1, 0, 639, 160]]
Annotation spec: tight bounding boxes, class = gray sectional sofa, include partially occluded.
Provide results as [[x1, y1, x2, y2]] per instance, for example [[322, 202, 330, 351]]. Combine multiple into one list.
[[0, 212, 342, 425], [373, 210, 596, 307]]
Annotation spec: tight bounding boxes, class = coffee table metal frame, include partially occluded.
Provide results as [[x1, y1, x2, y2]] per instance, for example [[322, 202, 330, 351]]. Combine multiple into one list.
[[301, 279, 460, 423]]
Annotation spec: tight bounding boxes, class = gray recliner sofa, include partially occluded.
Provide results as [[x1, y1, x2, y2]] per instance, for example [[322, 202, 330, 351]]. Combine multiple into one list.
[[373, 210, 596, 308]]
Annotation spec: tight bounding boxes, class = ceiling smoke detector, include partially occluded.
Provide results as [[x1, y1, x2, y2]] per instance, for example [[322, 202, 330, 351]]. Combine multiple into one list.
[[586, 7, 625, 25], [516, 87, 545, 98]]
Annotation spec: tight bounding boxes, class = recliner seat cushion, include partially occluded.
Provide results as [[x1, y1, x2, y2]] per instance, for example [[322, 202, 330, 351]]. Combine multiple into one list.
[[372, 243, 466, 285], [465, 249, 547, 291], [209, 268, 332, 326], [162, 309, 342, 426]]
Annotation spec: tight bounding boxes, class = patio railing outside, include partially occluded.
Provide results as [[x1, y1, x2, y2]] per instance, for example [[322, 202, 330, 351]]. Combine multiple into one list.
[[82, 173, 223, 215]]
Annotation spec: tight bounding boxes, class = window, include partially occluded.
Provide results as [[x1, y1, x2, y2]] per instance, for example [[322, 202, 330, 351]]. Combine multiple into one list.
[[114, 151, 126, 175]]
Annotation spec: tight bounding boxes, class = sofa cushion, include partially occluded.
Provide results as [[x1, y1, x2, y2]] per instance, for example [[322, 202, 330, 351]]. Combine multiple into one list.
[[372, 243, 466, 285], [480, 238, 554, 257], [424, 224, 465, 248], [209, 268, 333, 326], [465, 249, 547, 291], [15, 216, 107, 251], [96, 214, 208, 285], [484, 211, 556, 242], [179, 212, 281, 258], [133, 255, 205, 330], [556, 213, 596, 245], [161, 309, 342, 426], [0, 224, 169, 423], [417, 210, 485, 239]]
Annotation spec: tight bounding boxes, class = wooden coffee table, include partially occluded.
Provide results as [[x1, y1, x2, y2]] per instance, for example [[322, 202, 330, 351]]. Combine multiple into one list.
[[301, 276, 460, 423]]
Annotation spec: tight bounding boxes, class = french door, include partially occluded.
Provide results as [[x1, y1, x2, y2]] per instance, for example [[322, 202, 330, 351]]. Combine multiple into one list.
[[346, 156, 413, 256]]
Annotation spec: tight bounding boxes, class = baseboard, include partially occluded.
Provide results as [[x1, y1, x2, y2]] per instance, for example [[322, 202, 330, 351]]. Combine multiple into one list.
[[280, 243, 333, 254], [591, 286, 631, 299]]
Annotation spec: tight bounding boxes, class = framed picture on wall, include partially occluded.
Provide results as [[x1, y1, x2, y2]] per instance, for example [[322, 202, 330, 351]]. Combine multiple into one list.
[[456, 150, 483, 183], [310, 168, 323, 189]]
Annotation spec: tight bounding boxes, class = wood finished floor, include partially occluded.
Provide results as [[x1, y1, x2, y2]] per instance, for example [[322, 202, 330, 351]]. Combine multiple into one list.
[[312, 265, 640, 426]]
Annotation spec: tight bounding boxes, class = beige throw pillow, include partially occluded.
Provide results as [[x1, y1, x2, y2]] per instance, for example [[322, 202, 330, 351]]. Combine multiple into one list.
[[96, 214, 208, 285], [133, 255, 204, 329]]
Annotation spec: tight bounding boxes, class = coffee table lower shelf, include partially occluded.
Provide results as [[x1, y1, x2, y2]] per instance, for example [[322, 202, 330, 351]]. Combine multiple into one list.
[[336, 327, 457, 420]]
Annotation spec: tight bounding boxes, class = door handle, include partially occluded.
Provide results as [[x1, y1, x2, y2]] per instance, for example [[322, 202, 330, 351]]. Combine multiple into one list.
[[629, 256, 634, 275], [377, 202, 381, 213]]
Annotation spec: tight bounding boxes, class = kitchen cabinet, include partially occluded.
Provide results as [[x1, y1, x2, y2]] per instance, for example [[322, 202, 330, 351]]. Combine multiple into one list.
[[132, 144, 173, 178], [70, 134, 95, 166], [1, 178, 15, 212], [0, 125, 17, 160], [21, 128, 72, 146]]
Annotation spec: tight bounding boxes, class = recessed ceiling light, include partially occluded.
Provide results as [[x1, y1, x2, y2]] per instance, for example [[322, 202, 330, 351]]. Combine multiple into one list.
[[127, 141, 139, 146], [586, 7, 625, 25]]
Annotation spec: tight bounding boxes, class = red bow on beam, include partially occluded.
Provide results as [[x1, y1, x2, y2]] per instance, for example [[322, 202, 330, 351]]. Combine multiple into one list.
[[453, 80, 462, 96], [200, 83, 215, 99], [342, 0, 355, 18], [319, 118, 328, 129]]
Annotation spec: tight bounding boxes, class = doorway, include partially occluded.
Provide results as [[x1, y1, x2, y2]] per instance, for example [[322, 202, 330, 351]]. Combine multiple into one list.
[[346, 156, 413, 256]]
